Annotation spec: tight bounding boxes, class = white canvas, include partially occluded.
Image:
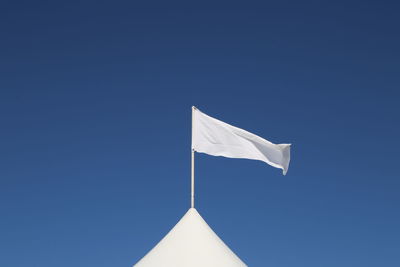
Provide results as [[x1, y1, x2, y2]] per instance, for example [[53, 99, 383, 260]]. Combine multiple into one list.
[[134, 208, 247, 267]]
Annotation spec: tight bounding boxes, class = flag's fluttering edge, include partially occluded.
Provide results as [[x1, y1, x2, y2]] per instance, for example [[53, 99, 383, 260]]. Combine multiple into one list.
[[192, 107, 291, 175]]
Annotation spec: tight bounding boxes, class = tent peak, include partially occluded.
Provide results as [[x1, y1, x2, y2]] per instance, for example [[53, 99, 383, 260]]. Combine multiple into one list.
[[134, 209, 247, 267]]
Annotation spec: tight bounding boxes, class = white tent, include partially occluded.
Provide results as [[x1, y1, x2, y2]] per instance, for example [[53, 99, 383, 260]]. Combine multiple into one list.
[[134, 208, 247, 267]]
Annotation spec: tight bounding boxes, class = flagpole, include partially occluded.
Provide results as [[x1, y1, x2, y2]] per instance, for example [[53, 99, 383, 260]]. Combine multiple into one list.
[[191, 106, 195, 209], [191, 149, 195, 208]]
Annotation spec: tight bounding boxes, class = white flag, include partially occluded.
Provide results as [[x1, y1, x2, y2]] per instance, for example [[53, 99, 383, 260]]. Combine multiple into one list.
[[192, 107, 291, 175]]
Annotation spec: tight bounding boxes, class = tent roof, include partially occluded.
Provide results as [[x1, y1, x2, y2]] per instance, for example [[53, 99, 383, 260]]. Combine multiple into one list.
[[134, 208, 247, 267]]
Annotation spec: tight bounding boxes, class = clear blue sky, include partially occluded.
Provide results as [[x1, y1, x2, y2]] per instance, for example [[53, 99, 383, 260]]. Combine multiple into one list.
[[1, 1, 399, 266]]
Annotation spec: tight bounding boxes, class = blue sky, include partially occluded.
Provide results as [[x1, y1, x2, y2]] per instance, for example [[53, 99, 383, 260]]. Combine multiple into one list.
[[0, 1, 399, 266]]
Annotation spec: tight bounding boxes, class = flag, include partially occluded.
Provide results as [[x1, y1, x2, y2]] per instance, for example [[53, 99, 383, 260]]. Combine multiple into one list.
[[192, 107, 291, 175]]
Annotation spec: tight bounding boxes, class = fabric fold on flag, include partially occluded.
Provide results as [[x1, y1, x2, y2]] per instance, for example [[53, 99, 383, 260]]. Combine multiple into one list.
[[192, 107, 291, 175]]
